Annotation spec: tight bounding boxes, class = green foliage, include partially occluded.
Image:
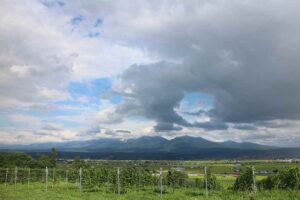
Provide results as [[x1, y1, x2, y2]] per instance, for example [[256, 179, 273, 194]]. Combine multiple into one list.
[[233, 167, 254, 191], [37, 155, 53, 168], [194, 178, 202, 188], [258, 167, 300, 190], [204, 167, 217, 190], [278, 167, 300, 189], [82, 167, 110, 191], [50, 148, 57, 167], [166, 170, 188, 189], [0, 153, 33, 167], [258, 174, 279, 190], [72, 156, 87, 169]]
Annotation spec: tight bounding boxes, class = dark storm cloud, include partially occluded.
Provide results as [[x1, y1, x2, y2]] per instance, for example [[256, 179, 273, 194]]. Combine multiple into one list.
[[112, 0, 300, 132], [154, 122, 183, 132]]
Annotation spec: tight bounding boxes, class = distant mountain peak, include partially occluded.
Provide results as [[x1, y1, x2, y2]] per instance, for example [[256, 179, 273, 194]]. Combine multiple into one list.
[[0, 135, 277, 152]]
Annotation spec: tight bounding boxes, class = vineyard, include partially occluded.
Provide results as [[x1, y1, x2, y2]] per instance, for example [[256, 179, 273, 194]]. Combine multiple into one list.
[[0, 164, 299, 199]]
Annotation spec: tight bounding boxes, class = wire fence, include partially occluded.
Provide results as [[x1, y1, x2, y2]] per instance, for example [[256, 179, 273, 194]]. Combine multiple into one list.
[[0, 166, 260, 198]]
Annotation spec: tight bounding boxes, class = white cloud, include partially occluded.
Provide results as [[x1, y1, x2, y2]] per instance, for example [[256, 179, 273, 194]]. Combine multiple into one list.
[[37, 87, 70, 101], [0, 0, 153, 111], [9, 114, 42, 128], [10, 65, 33, 78]]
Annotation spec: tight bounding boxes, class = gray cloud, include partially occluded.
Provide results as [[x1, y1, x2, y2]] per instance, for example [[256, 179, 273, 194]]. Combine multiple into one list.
[[233, 124, 258, 131], [154, 122, 183, 132], [116, 129, 131, 134], [110, 0, 300, 133]]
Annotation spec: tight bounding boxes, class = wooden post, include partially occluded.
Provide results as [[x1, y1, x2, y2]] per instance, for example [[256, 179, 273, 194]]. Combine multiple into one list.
[[252, 166, 256, 193], [5, 168, 8, 187], [205, 166, 208, 199], [14, 167, 17, 190], [117, 167, 120, 195], [79, 168, 82, 193], [28, 168, 30, 188], [45, 167, 48, 192], [160, 167, 163, 198]]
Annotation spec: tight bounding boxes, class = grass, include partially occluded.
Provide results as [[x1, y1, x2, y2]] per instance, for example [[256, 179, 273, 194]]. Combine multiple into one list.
[[0, 182, 299, 200]]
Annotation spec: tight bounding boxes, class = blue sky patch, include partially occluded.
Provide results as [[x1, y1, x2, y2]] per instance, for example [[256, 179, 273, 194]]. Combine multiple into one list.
[[182, 92, 214, 111], [88, 32, 101, 38], [94, 18, 103, 27], [71, 15, 84, 25]]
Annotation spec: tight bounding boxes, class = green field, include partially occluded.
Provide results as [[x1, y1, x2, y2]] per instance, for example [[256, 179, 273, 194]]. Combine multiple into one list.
[[1, 182, 300, 200]]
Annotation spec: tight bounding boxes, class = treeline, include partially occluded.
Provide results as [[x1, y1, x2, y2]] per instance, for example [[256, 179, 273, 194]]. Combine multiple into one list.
[[0, 148, 58, 168], [233, 167, 300, 191]]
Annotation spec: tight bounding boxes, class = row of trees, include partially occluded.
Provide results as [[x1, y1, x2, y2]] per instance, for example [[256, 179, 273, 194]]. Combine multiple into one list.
[[1, 151, 299, 193], [258, 167, 300, 190], [0, 148, 57, 168], [233, 167, 300, 191], [1, 166, 299, 193], [0, 166, 216, 193]]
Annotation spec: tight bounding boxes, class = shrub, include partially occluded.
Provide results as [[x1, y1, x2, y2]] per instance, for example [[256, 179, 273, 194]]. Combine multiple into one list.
[[204, 168, 217, 190], [258, 167, 300, 190], [278, 168, 300, 189], [233, 167, 255, 191]]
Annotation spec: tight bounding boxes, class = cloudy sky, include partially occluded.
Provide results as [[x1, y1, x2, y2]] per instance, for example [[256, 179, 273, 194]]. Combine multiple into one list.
[[1, 0, 300, 147]]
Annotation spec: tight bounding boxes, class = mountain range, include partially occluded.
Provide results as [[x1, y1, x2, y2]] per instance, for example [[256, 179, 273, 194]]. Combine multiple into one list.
[[1, 136, 299, 159]]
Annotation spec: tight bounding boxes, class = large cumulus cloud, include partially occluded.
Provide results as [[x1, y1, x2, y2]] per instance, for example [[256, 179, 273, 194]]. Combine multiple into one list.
[[108, 0, 300, 132]]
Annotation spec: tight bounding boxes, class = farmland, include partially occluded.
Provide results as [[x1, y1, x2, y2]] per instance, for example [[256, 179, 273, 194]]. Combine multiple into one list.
[[0, 153, 299, 199]]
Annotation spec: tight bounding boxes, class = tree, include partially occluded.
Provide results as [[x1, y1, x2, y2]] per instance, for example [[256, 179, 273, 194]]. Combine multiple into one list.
[[204, 168, 217, 190], [50, 148, 57, 167], [278, 167, 300, 189], [258, 167, 300, 190], [233, 167, 254, 191], [167, 170, 175, 192], [258, 174, 280, 190], [73, 156, 86, 169], [0, 153, 33, 167], [37, 155, 53, 168]]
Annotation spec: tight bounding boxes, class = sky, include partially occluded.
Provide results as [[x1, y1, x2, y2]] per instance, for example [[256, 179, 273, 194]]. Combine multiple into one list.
[[0, 0, 300, 147]]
